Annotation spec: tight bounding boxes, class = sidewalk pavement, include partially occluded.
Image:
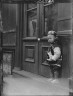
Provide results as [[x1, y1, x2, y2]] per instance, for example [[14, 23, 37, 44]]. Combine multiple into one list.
[[2, 69, 73, 95]]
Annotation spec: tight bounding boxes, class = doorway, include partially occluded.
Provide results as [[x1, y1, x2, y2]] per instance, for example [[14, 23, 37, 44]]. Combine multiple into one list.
[[22, 3, 58, 77]]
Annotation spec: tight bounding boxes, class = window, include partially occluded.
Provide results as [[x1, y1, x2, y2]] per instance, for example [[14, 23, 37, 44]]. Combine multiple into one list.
[[44, 3, 57, 36], [27, 4, 37, 9], [25, 4, 37, 37], [27, 9, 37, 37]]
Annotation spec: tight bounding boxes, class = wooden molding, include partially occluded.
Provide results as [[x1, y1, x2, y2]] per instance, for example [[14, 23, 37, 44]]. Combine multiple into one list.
[[3, 29, 16, 33], [57, 30, 72, 36], [24, 45, 35, 63], [22, 37, 37, 41]]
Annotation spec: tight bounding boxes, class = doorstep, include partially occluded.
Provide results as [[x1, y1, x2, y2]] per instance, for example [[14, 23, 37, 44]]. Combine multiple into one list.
[[12, 68, 48, 82]]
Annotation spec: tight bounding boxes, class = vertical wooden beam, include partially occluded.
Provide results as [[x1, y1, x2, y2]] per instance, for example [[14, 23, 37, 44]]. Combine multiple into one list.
[[15, 4, 20, 68], [19, 4, 23, 70], [69, 2, 73, 95], [15, 4, 23, 70]]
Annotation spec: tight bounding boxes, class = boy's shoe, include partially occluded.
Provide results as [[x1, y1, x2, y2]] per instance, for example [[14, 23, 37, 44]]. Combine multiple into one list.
[[47, 78, 54, 82], [51, 79, 59, 83]]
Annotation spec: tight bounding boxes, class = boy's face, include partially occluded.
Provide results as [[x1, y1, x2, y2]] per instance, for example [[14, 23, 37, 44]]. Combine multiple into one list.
[[47, 34, 55, 43]]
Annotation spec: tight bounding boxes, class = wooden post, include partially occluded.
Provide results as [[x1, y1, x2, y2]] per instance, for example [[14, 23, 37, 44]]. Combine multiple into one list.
[[69, 2, 73, 95]]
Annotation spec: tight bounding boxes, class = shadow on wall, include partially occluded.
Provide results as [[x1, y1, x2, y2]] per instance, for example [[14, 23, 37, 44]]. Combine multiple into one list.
[[59, 36, 70, 78]]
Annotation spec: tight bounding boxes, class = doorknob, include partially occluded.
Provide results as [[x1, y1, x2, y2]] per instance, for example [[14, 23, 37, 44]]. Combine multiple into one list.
[[38, 38, 40, 41]]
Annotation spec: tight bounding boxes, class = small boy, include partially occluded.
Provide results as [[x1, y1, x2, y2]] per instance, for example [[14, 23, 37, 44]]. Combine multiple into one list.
[[47, 30, 62, 83]]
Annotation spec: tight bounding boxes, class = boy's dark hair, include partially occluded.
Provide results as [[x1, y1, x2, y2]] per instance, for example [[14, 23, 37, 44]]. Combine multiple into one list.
[[47, 30, 57, 37]]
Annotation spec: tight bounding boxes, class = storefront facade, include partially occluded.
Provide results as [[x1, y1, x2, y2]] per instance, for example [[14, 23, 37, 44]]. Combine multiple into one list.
[[1, 0, 73, 94], [1, 0, 73, 92]]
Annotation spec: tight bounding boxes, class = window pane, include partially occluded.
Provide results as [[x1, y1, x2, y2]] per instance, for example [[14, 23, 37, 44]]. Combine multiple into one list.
[[44, 4, 57, 36], [27, 4, 37, 9], [44, 0, 54, 5], [27, 9, 37, 37]]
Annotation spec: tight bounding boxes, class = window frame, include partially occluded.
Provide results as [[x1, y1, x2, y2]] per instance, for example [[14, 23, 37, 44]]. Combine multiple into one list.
[[24, 4, 38, 38], [41, 3, 58, 38]]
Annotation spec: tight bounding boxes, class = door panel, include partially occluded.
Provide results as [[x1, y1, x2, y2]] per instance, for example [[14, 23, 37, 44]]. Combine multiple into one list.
[[23, 41, 39, 74], [23, 4, 39, 74], [38, 41, 51, 78], [38, 3, 57, 77]]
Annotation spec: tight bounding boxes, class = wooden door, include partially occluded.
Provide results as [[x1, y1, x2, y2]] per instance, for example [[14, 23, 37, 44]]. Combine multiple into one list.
[[23, 4, 40, 74], [23, 3, 58, 76]]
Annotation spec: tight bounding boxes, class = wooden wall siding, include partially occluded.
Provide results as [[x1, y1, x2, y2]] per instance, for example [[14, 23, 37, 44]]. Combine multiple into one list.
[[69, 2, 73, 92], [2, 4, 17, 31], [60, 36, 71, 78], [72, 2, 73, 17], [2, 4, 9, 31], [57, 3, 72, 78], [3, 31, 16, 46], [69, 37, 73, 91], [69, 37, 73, 77], [58, 19, 72, 31], [57, 3, 72, 35], [0, 32, 2, 47], [58, 3, 72, 20], [23, 42, 38, 74]]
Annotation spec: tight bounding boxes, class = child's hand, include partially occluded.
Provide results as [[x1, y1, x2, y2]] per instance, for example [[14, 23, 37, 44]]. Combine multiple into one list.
[[47, 52, 52, 58], [47, 52, 52, 56], [47, 58, 52, 61]]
